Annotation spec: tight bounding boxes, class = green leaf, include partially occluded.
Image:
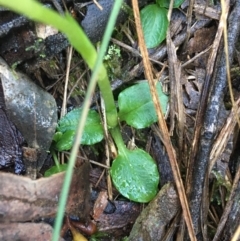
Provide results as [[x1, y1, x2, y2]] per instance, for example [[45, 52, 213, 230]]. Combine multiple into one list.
[[118, 82, 168, 129], [53, 132, 63, 142], [55, 108, 104, 151], [55, 130, 75, 151], [157, 0, 185, 8], [140, 4, 168, 48], [110, 148, 159, 203], [44, 164, 68, 177]]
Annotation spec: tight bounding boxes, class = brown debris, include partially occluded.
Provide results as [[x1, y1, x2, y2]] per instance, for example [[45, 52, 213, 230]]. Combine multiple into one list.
[[93, 191, 108, 221], [0, 222, 65, 241], [187, 26, 217, 56], [194, 3, 221, 20], [128, 183, 180, 241], [0, 161, 90, 223], [70, 220, 97, 236], [97, 200, 141, 237]]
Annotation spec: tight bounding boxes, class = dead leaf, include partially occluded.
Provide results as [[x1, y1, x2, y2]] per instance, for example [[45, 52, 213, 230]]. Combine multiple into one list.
[[0, 222, 65, 241], [187, 26, 216, 55], [97, 200, 141, 235], [0, 161, 90, 223], [93, 191, 108, 221]]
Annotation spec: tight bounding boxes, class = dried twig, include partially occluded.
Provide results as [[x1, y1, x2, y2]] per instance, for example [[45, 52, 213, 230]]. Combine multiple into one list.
[[61, 46, 73, 118]]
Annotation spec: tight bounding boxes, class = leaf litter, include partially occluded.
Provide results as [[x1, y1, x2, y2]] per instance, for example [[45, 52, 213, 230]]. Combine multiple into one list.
[[0, 0, 240, 240]]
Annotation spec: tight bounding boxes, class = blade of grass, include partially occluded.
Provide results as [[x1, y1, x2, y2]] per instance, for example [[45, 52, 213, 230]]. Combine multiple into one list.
[[52, 1, 123, 240]]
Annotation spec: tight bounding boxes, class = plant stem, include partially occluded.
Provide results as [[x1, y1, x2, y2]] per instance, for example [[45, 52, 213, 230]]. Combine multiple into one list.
[[98, 76, 118, 128], [51, 150, 60, 169], [110, 127, 126, 154]]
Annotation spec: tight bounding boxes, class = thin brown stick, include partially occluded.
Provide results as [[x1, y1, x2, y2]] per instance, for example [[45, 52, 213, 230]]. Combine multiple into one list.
[[61, 46, 73, 118], [131, 0, 196, 240], [231, 225, 240, 241], [100, 97, 113, 200], [111, 38, 166, 66], [182, 0, 194, 51]]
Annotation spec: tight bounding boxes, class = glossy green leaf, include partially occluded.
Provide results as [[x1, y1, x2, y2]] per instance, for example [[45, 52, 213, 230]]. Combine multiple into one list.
[[157, 0, 185, 8], [118, 81, 168, 129], [140, 4, 168, 48], [53, 132, 62, 142], [110, 148, 159, 203], [55, 108, 104, 151], [44, 164, 68, 177], [55, 130, 75, 151]]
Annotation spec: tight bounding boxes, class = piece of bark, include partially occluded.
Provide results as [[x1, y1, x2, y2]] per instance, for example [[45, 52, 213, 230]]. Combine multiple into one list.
[[0, 222, 65, 241], [0, 161, 90, 222], [128, 183, 180, 241]]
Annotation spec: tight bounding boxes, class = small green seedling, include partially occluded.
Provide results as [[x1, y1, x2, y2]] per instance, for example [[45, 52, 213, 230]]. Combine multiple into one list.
[[0, 0, 168, 204], [53, 108, 104, 151], [141, 0, 184, 48], [52, 81, 168, 202], [44, 149, 68, 177]]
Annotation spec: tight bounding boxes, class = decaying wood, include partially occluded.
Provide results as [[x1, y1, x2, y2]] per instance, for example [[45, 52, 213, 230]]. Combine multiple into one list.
[[186, 0, 240, 238], [0, 161, 90, 223], [128, 183, 180, 241]]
